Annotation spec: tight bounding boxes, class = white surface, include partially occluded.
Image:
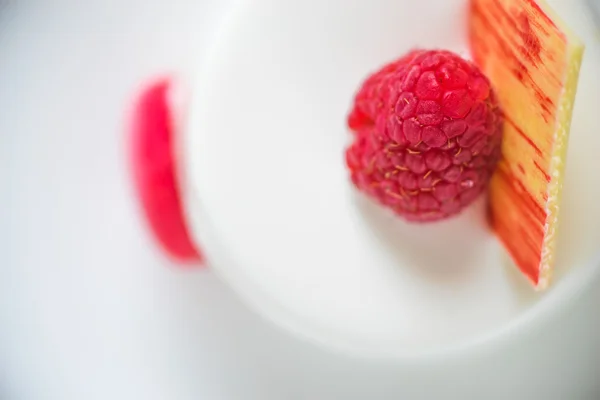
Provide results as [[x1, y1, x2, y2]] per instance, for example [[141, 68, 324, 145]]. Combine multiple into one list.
[[2, 1, 600, 399], [184, 0, 600, 358]]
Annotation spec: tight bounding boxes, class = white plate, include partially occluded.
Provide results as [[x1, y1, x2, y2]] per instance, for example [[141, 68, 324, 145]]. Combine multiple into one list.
[[184, 0, 600, 358]]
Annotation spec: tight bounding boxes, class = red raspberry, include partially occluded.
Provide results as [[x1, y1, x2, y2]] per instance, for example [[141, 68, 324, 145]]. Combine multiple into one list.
[[346, 49, 503, 222]]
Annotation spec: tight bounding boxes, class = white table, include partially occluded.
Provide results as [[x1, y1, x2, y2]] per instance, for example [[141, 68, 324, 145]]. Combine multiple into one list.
[[1, 1, 599, 399]]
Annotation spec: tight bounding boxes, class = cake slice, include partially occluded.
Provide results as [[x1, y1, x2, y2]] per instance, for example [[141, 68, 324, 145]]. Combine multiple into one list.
[[468, 0, 585, 289]]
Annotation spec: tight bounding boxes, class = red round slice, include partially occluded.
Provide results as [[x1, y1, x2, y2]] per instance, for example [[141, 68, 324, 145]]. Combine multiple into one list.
[[129, 77, 203, 265]]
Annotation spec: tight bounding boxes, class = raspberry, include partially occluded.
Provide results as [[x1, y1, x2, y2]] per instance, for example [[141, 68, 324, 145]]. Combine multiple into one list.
[[346, 49, 503, 222]]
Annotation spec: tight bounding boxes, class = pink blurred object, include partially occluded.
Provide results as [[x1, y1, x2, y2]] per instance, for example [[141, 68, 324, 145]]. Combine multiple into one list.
[[129, 77, 203, 265]]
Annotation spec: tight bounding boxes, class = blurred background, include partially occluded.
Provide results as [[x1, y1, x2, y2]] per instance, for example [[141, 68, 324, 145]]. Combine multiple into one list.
[[1, 1, 600, 399]]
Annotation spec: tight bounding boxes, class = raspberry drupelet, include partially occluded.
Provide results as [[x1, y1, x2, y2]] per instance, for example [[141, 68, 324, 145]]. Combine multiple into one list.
[[346, 49, 503, 222]]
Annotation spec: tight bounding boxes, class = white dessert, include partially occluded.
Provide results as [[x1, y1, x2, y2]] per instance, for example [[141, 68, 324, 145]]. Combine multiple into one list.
[[182, 0, 600, 357]]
